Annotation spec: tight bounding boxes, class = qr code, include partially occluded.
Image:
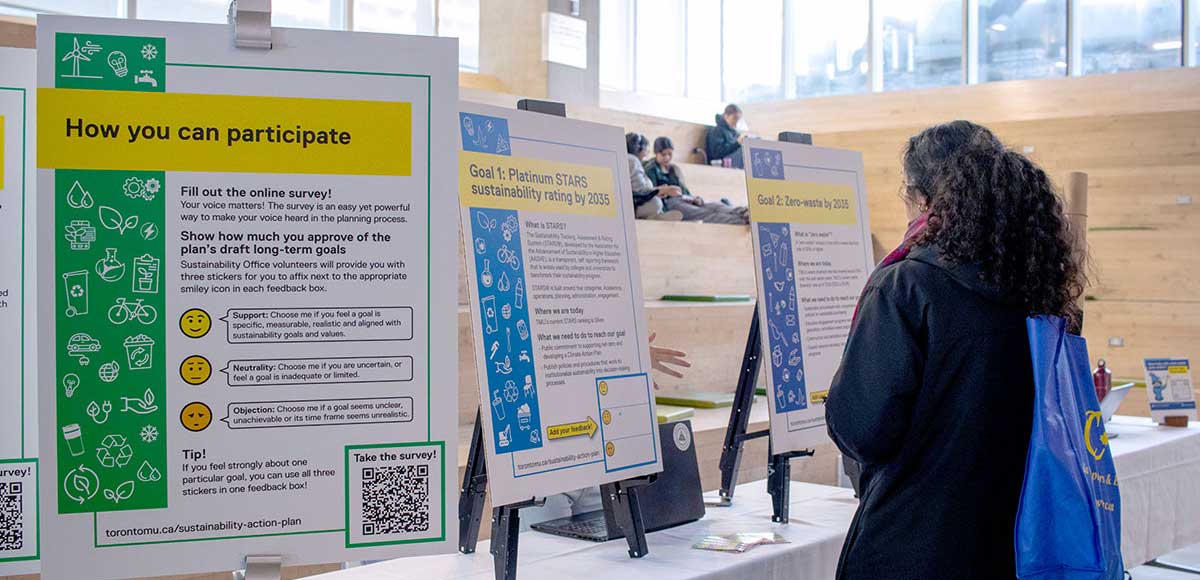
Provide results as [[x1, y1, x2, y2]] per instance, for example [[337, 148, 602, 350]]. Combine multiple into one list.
[[360, 465, 430, 536], [0, 481, 23, 552]]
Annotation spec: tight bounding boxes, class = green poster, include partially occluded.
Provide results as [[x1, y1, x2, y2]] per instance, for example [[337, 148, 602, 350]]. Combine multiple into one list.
[[55, 169, 166, 513]]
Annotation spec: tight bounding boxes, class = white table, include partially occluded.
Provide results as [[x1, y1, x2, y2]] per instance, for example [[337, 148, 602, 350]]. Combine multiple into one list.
[[1108, 416, 1200, 566], [315, 416, 1200, 580], [316, 480, 858, 580]]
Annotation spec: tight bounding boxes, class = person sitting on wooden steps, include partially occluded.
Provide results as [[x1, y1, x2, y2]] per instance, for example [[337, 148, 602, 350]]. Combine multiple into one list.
[[626, 132, 684, 221], [645, 137, 750, 225]]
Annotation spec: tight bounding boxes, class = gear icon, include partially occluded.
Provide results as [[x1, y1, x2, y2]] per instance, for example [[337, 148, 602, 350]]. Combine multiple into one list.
[[144, 178, 161, 196], [141, 44, 158, 60], [123, 176, 146, 200]]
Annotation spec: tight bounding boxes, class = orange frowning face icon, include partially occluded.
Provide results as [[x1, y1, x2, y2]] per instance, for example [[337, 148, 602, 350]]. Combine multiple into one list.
[[181, 402, 212, 432]]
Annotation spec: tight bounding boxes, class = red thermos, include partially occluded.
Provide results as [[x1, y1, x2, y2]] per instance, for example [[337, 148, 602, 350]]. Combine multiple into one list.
[[1093, 359, 1112, 402]]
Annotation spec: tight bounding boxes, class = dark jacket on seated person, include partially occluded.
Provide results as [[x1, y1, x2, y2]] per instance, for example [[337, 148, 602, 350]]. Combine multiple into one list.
[[825, 244, 1034, 580], [643, 160, 691, 198], [705, 114, 741, 163]]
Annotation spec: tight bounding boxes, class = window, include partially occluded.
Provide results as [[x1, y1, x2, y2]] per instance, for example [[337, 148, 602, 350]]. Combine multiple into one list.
[[722, 0, 783, 102], [0, 0, 117, 17], [138, 0, 227, 23], [978, 0, 1067, 81], [686, 0, 721, 100], [139, 0, 340, 28], [353, 0, 435, 35], [878, 0, 962, 90], [599, 0, 633, 91], [438, 0, 479, 70], [787, 0, 869, 97], [1079, 0, 1182, 73], [634, 0, 685, 97], [1194, 0, 1200, 66]]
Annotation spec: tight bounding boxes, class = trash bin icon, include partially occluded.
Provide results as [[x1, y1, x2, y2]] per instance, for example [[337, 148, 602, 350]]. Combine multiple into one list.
[[62, 270, 90, 317], [124, 334, 155, 371]]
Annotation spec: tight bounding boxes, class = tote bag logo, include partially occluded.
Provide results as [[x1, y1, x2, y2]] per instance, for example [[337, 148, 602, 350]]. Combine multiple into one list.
[[1083, 410, 1109, 461]]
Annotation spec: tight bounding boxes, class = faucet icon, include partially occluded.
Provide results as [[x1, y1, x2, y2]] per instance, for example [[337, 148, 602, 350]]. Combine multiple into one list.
[[134, 70, 157, 88]]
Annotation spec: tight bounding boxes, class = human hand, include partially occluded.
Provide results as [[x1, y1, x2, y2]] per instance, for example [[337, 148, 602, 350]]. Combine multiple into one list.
[[737, 134, 746, 144], [658, 185, 682, 198], [689, 196, 705, 206], [649, 332, 690, 390]]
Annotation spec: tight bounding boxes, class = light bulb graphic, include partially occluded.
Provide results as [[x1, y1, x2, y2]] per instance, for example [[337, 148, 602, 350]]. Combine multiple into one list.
[[63, 373, 81, 398], [107, 51, 128, 78]]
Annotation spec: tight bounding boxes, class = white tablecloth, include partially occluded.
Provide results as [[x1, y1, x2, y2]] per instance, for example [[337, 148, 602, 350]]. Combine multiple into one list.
[[1108, 416, 1200, 566], [314, 416, 1200, 580], [315, 480, 858, 580]]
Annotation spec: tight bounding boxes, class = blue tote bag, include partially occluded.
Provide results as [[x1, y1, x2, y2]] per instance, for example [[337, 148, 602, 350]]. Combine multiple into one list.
[[1016, 315, 1124, 580]]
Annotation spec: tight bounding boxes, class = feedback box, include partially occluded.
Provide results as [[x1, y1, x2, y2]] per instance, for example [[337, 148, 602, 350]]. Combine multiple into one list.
[[221, 306, 413, 344], [222, 356, 414, 387]]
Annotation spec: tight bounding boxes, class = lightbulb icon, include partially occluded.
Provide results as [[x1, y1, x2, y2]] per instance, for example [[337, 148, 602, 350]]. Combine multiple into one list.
[[107, 51, 128, 78], [63, 373, 81, 398]]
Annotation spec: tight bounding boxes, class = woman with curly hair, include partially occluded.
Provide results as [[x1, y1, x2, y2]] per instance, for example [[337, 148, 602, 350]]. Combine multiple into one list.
[[825, 120, 1085, 580]]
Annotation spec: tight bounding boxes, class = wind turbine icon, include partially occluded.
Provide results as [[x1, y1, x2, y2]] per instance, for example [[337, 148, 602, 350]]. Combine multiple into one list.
[[62, 37, 104, 79]]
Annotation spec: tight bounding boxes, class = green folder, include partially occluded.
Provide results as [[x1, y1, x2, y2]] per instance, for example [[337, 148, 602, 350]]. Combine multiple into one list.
[[656, 404, 696, 424], [661, 294, 753, 303], [656, 391, 736, 408]]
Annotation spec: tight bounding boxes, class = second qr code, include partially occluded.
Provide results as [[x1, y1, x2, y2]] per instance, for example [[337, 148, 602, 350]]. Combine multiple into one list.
[[346, 443, 444, 547]]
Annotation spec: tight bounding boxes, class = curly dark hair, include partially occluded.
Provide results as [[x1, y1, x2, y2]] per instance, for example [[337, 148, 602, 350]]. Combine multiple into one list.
[[903, 120, 1085, 323]]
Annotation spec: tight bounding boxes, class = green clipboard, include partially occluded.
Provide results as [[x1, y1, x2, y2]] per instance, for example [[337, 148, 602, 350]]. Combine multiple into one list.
[[656, 404, 696, 424], [661, 294, 753, 303], [656, 391, 736, 408]]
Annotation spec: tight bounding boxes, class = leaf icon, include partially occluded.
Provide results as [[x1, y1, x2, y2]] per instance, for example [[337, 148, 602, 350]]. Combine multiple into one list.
[[103, 489, 116, 501], [87, 400, 100, 416], [143, 388, 155, 406], [123, 214, 139, 234], [71, 473, 93, 502], [115, 480, 135, 501], [99, 206, 123, 231]]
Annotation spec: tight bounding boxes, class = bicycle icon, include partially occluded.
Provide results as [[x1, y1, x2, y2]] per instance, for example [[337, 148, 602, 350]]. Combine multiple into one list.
[[496, 245, 520, 270], [108, 297, 158, 325]]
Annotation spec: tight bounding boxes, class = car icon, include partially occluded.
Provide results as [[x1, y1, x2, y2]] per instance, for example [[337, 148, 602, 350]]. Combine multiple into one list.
[[67, 333, 102, 365]]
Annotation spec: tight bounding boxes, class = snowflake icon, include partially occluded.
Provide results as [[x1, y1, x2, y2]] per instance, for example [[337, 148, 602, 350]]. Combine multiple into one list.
[[140, 425, 158, 443], [141, 44, 158, 61]]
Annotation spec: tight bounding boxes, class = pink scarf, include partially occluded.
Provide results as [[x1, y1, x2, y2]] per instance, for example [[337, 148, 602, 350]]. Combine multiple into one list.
[[852, 212, 929, 323]]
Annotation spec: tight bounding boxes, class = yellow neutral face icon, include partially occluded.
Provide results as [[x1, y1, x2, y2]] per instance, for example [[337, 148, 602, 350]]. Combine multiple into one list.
[[180, 355, 212, 385], [180, 401, 212, 432], [180, 308, 211, 338]]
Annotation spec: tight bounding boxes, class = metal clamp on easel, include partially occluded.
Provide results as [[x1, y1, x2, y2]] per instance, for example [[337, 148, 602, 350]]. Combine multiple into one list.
[[601, 475, 655, 558], [232, 555, 282, 580], [714, 129, 817, 522], [228, 0, 273, 50], [459, 409, 489, 553], [490, 496, 546, 580]]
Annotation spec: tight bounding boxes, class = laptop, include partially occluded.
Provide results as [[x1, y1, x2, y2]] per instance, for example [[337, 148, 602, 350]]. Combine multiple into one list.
[[1100, 382, 1135, 423], [531, 420, 706, 542]]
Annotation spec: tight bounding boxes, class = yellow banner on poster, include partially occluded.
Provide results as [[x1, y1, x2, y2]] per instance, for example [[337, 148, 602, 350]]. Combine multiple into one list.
[[459, 150, 616, 217], [747, 177, 858, 225], [38, 89, 411, 176]]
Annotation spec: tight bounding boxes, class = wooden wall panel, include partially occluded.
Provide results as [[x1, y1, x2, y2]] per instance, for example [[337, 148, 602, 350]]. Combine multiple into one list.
[[745, 68, 1200, 134]]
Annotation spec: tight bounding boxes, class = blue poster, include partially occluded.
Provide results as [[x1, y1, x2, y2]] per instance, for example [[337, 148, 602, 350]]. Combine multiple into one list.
[[758, 222, 807, 412], [469, 208, 542, 453]]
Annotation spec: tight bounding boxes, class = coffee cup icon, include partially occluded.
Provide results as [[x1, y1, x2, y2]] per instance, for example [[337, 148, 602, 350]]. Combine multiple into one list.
[[124, 334, 155, 371]]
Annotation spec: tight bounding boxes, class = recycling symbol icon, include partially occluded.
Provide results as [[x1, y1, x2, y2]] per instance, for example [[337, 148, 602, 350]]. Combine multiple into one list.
[[97, 434, 134, 468]]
